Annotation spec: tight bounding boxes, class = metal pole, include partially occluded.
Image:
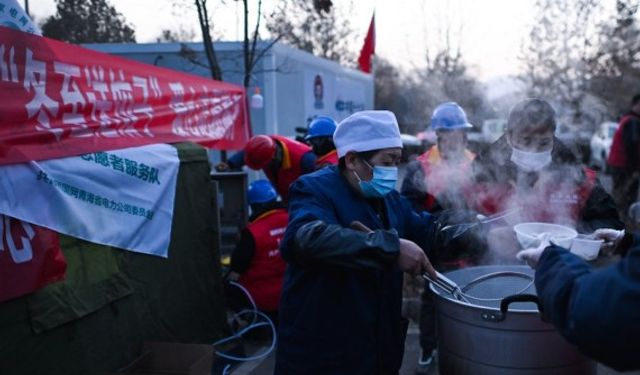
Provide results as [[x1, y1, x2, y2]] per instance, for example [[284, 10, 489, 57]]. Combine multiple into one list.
[[24, 0, 29, 16]]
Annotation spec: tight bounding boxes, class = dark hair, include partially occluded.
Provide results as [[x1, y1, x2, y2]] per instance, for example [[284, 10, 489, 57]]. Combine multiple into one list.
[[338, 149, 379, 171], [506, 98, 556, 134], [632, 94, 640, 106], [249, 200, 284, 220], [309, 137, 335, 157]]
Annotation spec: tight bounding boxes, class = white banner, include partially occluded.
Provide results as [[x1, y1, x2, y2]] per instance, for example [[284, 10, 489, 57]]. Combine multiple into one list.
[[0, 0, 41, 35], [0, 144, 179, 257]]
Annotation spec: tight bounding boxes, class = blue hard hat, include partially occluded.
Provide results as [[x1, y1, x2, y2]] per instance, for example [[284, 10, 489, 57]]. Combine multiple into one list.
[[305, 116, 337, 140], [247, 179, 278, 205], [430, 102, 473, 130]]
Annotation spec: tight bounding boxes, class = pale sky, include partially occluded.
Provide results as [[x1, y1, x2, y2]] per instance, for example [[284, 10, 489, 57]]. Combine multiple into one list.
[[28, 0, 536, 81]]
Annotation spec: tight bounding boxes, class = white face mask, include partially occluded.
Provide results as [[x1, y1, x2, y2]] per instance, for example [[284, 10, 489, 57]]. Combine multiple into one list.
[[510, 147, 552, 172]]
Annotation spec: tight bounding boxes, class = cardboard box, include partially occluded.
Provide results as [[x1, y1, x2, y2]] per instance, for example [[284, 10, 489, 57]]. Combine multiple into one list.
[[116, 342, 214, 375]]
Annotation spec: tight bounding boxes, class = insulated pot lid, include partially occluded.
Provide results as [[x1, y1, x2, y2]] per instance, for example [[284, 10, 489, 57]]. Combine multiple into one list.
[[430, 265, 537, 310]]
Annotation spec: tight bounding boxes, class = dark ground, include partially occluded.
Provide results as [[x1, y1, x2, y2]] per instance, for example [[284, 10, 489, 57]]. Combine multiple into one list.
[[220, 326, 638, 375]]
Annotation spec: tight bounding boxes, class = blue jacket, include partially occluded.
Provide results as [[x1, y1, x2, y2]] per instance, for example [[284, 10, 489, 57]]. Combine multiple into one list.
[[274, 166, 436, 375], [535, 236, 640, 371]]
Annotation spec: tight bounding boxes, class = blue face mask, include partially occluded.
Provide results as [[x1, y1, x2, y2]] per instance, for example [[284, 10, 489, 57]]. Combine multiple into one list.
[[354, 160, 398, 198]]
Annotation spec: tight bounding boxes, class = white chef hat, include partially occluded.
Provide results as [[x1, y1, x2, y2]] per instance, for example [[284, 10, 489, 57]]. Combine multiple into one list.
[[334, 110, 403, 158]]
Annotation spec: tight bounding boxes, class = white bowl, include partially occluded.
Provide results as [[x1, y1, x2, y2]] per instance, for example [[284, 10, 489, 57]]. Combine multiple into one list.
[[513, 222, 578, 249], [570, 237, 604, 261]]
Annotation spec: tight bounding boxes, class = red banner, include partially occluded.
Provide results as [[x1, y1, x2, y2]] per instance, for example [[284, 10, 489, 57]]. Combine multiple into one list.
[[0, 27, 250, 165], [0, 215, 66, 302]]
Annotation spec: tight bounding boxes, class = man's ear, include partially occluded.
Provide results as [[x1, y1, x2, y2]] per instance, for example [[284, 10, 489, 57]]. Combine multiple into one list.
[[344, 152, 358, 171]]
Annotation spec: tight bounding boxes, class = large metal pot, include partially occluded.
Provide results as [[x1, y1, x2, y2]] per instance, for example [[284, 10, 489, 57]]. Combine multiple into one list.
[[430, 265, 596, 375]]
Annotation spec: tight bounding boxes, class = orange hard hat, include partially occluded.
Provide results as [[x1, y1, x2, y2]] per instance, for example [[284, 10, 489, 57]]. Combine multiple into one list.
[[244, 135, 276, 170]]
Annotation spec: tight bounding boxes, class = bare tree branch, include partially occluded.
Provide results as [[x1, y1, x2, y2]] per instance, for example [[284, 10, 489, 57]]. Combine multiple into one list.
[[265, 0, 357, 66], [194, 0, 222, 80], [250, 35, 283, 72]]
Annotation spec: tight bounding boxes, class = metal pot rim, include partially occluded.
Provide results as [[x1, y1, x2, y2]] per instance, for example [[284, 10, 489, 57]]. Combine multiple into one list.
[[431, 286, 540, 313], [429, 265, 539, 312]]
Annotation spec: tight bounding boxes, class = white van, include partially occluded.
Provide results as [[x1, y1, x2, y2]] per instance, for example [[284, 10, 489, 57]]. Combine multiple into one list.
[[589, 121, 619, 171]]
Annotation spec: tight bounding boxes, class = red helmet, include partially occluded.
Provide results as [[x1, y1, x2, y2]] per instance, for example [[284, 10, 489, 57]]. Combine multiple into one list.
[[244, 135, 276, 170]]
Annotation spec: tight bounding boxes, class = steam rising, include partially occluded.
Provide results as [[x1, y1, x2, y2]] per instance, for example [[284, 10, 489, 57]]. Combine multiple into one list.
[[419, 152, 589, 265]]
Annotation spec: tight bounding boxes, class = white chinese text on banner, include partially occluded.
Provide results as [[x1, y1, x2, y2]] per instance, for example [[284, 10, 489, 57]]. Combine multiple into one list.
[[0, 26, 249, 166]]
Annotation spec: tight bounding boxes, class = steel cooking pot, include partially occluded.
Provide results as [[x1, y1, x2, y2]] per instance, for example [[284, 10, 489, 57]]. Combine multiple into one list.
[[430, 265, 596, 375]]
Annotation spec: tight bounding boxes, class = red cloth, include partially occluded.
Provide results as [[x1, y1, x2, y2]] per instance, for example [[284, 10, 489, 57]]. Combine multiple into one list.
[[264, 135, 311, 201], [239, 209, 288, 312], [0, 26, 250, 166], [315, 149, 338, 168], [417, 146, 475, 211], [358, 15, 376, 73], [608, 114, 640, 169], [472, 167, 597, 225], [0, 215, 66, 302]]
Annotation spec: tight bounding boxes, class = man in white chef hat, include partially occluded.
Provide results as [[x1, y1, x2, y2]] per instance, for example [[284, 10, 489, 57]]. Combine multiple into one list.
[[274, 110, 439, 374]]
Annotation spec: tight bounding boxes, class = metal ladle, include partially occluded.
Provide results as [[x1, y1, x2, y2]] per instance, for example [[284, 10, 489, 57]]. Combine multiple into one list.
[[421, 271, 469, 303], [440, 208, 520, 241]]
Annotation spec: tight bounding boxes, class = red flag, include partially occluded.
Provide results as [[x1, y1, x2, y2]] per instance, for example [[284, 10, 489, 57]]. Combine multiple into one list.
[[358, 15, 375, 73]]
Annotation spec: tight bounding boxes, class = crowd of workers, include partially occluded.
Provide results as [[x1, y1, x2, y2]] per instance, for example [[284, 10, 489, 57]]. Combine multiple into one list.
[[216, 97, 640, 374]]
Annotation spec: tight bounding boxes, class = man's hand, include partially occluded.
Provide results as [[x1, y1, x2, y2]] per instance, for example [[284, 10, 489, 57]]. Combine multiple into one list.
[[398, 238, 436, 278], [516, 234, 551, 269], [593, 228, 625, 256], [349, 221, 436, 278], [215, 162, 230, 172]]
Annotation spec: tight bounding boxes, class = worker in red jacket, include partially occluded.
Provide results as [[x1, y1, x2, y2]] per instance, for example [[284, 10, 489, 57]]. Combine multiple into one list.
[[607, 93, 640, 223], [216, 135, 316, 201], [228, 179, 288, 322], [305, 116, 338, 169], [470, 98, 622, 234], [401, 102, 475, 213]]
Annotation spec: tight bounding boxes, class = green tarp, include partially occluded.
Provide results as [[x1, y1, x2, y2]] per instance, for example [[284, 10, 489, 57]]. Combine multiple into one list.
[[0, 143, 228, 375]]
